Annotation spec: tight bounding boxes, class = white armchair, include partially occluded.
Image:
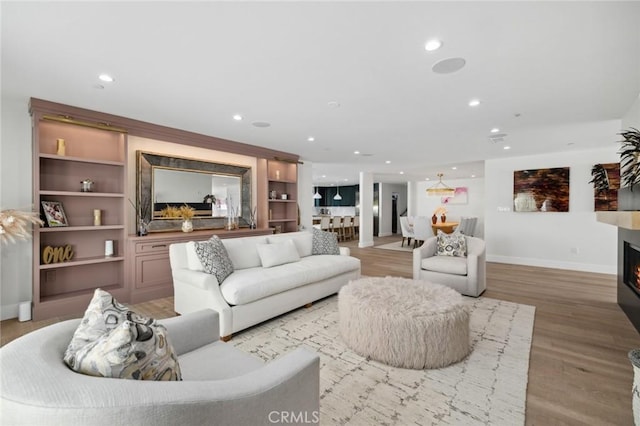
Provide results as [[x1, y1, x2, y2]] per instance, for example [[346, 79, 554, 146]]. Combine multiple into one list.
[[413, 236, 486, 297]]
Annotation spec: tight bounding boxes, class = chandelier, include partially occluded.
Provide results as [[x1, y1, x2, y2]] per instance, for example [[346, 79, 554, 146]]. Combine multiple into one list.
[[426, 173, 455, 197]]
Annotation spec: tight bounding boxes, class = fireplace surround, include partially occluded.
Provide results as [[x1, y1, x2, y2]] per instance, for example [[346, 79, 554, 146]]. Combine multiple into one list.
[[619, 228, 640, 332]]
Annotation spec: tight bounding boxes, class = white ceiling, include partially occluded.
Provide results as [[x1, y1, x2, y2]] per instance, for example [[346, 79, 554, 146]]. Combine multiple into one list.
[[3, 1, 639, 186]]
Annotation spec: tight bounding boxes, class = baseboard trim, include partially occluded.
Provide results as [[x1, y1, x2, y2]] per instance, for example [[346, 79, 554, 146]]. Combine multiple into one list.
[[487, 255, 616, 275]]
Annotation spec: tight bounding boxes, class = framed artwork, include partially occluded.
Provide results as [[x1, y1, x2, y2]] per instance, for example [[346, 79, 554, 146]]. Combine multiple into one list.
[[513, 167, 570, 212], [592, 163, 619, 211], [441, 187, 468, 205], [41, 201, 69, 227]]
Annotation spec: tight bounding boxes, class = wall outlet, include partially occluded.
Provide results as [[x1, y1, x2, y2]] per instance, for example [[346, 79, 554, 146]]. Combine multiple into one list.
[[570, 247, 580, 255]]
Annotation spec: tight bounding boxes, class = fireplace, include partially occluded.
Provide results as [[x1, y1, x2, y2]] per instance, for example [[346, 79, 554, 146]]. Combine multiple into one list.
[[624, 242, 640, 297], [619, 228, 640, 332]]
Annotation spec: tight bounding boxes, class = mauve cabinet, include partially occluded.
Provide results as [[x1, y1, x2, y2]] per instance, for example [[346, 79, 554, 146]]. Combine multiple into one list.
[[30, 100, 128, 320]]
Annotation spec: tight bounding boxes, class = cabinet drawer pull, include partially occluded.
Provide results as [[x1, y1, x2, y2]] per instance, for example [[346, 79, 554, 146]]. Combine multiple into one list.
[[151, 244, 167, 248]]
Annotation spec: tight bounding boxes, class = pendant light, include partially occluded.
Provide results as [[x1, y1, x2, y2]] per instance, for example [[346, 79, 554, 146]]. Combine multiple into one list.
[[313, 186, 322, 199], [333, 185, 342, 201], [426, 173, 455, 197]]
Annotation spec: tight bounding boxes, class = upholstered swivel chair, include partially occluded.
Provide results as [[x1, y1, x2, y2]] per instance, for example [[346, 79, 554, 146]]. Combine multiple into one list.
[[399, 216, 414, 247], [413, 235, 486, 297], [0, 310, 320, 426]]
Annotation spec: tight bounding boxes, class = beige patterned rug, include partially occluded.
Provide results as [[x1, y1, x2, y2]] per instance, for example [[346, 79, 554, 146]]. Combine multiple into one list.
[[233, 294, 535, 425]]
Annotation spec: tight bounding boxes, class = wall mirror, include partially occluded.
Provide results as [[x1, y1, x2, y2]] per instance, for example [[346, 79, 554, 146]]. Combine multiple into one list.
[[137, 151, 252, 232]]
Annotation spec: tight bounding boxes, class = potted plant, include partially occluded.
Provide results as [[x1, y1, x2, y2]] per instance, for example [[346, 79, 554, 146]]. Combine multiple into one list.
[[617, 128, 640, 210], [180, 205, 195, 232]]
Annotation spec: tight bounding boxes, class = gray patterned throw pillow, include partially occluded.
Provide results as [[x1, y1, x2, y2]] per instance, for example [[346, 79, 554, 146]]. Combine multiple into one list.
[[64, 288, 182, 381], [312, 228, 340, 255], [194, 235, 234, 284], [436, 230, 467, 257]]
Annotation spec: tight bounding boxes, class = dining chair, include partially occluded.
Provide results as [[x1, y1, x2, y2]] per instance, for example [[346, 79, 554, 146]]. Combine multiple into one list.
[[399, 216, 414, 247], [412, 216, 434, 248], [457, 217, 478, 236]]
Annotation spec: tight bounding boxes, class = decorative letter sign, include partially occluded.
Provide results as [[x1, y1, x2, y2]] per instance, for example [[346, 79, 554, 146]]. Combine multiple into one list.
[[42, 245, 74, 264]]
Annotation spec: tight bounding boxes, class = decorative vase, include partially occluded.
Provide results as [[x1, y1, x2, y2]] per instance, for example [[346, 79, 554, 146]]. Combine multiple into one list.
[[431, 214, 437, 224], [181, 220, 193, 233], [440, 214, 446, 223], [137, 219, 148, 236]]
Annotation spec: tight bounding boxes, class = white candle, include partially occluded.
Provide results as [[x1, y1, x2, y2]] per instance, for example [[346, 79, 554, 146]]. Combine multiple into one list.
[[105, 240, 114, 257]]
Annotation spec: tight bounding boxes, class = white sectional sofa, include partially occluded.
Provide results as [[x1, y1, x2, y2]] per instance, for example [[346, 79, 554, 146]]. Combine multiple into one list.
[[170, 231, 361, 340]]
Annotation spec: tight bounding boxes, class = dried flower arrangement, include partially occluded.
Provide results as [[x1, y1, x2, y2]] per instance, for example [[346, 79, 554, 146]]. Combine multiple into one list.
[[180, 205, 195, 220], [160, 206, 181, 218], [433, 206, 448, 216], [0, 209, 43, 244]]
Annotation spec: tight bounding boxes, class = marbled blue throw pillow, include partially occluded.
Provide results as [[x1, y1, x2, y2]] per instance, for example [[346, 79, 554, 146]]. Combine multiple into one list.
[[436, 230, 467, 257], [194, 235, 234, 284], [312, 228, 340, 255]]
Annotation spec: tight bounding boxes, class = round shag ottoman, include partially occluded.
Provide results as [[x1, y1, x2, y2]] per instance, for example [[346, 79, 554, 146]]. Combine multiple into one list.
[[338, 276, 470, 369]]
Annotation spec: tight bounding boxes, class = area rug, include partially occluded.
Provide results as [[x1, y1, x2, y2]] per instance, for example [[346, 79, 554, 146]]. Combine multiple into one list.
[[232, 294, 535, 425], [374, 240, 414, 252]]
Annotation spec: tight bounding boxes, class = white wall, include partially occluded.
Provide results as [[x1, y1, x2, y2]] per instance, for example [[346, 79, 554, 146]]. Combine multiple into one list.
[[414, 178, 485, 238], [485, 146, 619, 274], [1, 97, 34, 319], [622, 93, 640, 130]]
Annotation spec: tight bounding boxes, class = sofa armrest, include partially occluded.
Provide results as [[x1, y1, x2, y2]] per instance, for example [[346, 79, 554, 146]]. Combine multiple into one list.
[[339, 246, 350, 256], [173, 268, 220, 290], [159, 310, 219, 356]]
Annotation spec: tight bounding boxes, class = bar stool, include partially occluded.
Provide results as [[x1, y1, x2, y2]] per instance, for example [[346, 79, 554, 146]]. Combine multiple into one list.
[[353, 216, 359, 238], [342, 216, 353, 240], [320, 216, 331, 232], [331, 216, 343, 241]]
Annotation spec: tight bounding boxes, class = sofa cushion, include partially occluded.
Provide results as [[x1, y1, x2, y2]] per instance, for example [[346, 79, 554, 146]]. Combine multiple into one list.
[[268, 232, 313, 257], [63, 288, 181, 381], [436, 230, 467, 257], [194, 235, 234, 284], [222, 236, 269, 269], [257, 240, 301, 268], [178, 340, 264, 380], [420, 256, 468, 276], [220, 255, 360, 305], [311, 228, 340, 255]]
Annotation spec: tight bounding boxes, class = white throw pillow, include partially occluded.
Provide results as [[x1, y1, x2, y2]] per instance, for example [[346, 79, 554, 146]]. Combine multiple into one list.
[[268, 232, 313, 257], [222, 236, 268, 269], [256, 240, 301, 268], [185, 241, 204, 271]]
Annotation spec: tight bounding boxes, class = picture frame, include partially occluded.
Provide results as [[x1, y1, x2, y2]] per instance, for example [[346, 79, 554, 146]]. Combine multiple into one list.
[[41, 201, 69, 227]]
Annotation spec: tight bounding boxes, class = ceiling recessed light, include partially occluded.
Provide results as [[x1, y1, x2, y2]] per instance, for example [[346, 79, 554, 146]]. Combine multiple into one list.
[[504, 146, 511, 150], [424, 39, 442, 52], [451, 166, 457, 170], [425, 178, 430, 181], [233, 114, 243, 121], [399, 171, 404, 175], [385, 160, 391, 164], [98, 74, 114, 82], [432, 57, 466, 74], [344, 178, 348, 182], [252, 121, 271, 128], [468, 99, 481, 107], [354, 151, 360, 155], [490, 127, 500, 133], [322, 175, 326, 178], [471, 174, 476, 178], [307, 136, 315, 142], [327, 101, 341, 108]]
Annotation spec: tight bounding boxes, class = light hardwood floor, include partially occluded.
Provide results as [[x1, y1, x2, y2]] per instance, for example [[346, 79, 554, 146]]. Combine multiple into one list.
[[2, 235, 638, 425]]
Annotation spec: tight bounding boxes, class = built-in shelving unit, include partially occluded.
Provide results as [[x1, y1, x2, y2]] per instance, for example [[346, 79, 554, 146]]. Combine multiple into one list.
[[31, 103, 128, 320], [260, 159, 298, 233]]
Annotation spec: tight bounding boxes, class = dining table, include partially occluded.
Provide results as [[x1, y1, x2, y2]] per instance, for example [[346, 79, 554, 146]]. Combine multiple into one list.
[[431, 221, 459, 234]]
